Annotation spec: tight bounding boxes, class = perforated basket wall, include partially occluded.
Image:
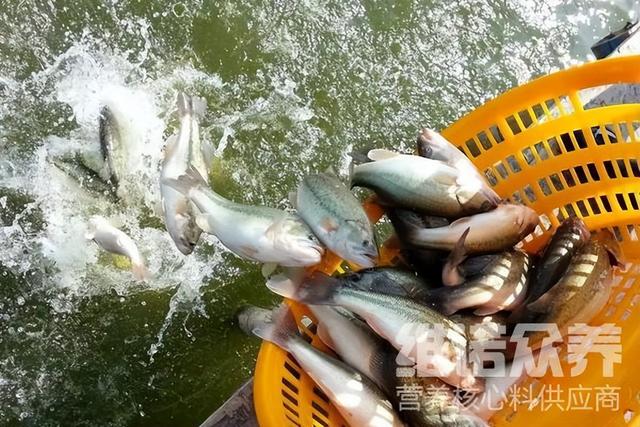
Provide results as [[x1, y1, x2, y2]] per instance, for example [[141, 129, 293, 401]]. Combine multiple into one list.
[[253, 55, 640, 427]]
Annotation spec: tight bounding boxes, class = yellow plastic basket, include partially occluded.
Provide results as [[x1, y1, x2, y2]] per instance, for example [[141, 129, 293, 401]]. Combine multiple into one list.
[[254, 55, 640, 427]]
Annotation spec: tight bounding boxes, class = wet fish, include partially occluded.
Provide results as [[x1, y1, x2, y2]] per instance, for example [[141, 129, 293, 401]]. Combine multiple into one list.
[[244, 305, 405, 427], [425, 250, 530, 315], [311, 305, 398, 396], [267, 273, 481, 390], [161, 93, 207, 255], [162, 166, 323, 267], [523, 230, 621, 349], [295, 172, 378, 267], [311, 306, 487, 427], [387, 208, 448, 280], [85, 215, 150, 281], [417, 128, 500, 203], [525, 217, 590, 304], [402, 204, 538, 254], [350, 149, 499, 217], [311, 267, 437, 301], [98, 105, 128, 187]]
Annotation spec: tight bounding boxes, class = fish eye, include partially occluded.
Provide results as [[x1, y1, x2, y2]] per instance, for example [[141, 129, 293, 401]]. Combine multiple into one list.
[[362, 239, 370, 246], [308, 234, 315, 240]]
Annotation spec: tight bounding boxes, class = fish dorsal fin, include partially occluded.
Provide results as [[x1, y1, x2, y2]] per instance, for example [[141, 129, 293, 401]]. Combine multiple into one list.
[[367, 148, 400, 161], [442, 227, 470, 286]]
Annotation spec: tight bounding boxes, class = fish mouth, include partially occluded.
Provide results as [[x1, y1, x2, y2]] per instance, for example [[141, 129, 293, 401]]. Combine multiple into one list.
[[349, 252, 378, 269]]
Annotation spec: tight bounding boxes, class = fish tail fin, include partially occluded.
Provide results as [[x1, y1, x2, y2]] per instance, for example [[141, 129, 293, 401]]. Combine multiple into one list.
[[161, 165, 207, 196], [191, 96, 207, 118], [266, 272, 341, 305], [237, 305, 273, 335], [132, 262, 151, 282], [251, 304, 298, 351], [442, 227, 470, 286]]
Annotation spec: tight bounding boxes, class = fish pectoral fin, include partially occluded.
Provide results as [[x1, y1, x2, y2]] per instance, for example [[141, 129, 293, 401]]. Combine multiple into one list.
[[261, 263, 278, 278], [319, 217, 340, 234], [367, 148, 400, 161], [84, 232, 95, 240]]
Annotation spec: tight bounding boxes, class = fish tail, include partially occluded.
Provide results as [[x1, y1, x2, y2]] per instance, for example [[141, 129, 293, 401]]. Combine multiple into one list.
[[132, 262, 151, 282], [266, 272, 341, 305], [442, 227, 470, 286], [250, 304, 298, 351], [161, 165, 207, 196]]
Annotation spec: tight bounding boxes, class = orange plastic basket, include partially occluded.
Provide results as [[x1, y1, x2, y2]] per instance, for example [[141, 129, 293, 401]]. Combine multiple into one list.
[[254, 55, 640, 427]]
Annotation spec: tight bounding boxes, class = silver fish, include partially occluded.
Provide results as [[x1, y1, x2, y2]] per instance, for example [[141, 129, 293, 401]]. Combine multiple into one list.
[[312, 306, 487, 427], [98, 105, 128, 187], [85, 215, 150, 281], [246, 305, 405, 427], [267, 273, 481, 390], [161, 93, 208, 255], [351, 150, 499, 217], [162, 167, 323, 267], [295, 172, 378, 267]]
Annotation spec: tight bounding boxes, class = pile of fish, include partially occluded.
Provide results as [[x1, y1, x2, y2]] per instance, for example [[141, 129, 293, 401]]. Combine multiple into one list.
[[80, 94, 623, 427]]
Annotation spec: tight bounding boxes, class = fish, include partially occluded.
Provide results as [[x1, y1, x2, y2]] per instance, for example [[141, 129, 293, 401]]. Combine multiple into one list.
[[310, 267, 437, 301], [386, 208, 448, 280], [311, 306, 487, 427], [524, 217, 590, 304], [401, 203, 539, 254], [98, 105, 128, 187], [523, 230, 621, 349], [295, 172, 378, 267], [424, 250, 530, 315], [85, 215, 150, 281], [267, 273, 482, 390], [162, 166, 323, 267], [350, 149, 499, 217], [160, 93, 208, 255], [244, 305, 405, 427], [416, 128, 500, 204], [50, 153, 117, 198]]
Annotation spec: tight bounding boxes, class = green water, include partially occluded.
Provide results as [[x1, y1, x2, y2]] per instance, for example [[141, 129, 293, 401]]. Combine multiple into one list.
[[0, 1, 635, 426]]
